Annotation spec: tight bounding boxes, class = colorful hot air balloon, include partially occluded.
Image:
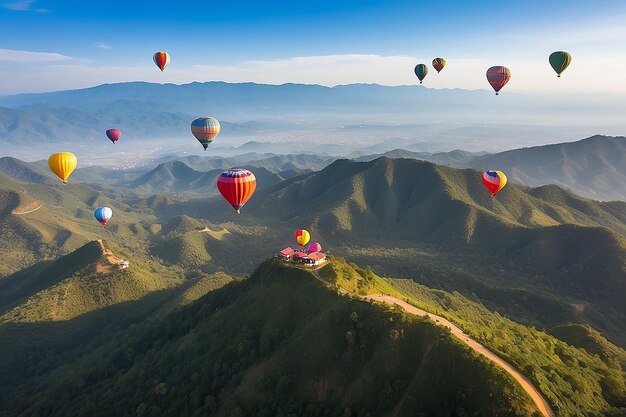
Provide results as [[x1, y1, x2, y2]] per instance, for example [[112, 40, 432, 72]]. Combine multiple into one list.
[[191, 117, 221, 150], [153, 51, 170, 72], [48, 152, 77, 184], [295, 230, 310, 249], [307, 242, 321, 253], [94, 207, 112, 227], [432, 58, 446, 73], [216, 169, 256, 214], [482, 171, 508, 197], [549, 51, 572, 77], [414, 64, 428, 84], [486, 66, 511, 95], [106, 129, 121, 144]]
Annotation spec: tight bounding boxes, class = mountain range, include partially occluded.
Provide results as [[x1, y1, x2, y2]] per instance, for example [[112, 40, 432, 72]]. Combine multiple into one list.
[[2, 82, 626, 163], [0, 147, 625, 416]]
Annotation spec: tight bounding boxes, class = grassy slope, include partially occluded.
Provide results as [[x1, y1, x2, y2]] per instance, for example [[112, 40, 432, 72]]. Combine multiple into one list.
[[0, 260, 537, 417], [319, 258, 626, 417]]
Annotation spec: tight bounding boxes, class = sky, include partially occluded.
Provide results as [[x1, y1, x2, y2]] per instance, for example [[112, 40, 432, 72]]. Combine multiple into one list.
[[1, 0, 626, 95]]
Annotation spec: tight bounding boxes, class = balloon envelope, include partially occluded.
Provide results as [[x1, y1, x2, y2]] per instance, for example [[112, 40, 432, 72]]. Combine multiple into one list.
[[307, 242, 322, 253], [414, 64, 428, 83], [295, 230, 310, 247], [486, 66, 511, 95], [549, 51, 571, 77], [94, 207, 113, 227], [153, 51, 170, 71], [216, 169, 256, 213], [191, 117, 221, 150], [482, 170, 507, 196], [48, 152, 77, 183], [106, 129, 121, 144], [432, 58, 446, 73]]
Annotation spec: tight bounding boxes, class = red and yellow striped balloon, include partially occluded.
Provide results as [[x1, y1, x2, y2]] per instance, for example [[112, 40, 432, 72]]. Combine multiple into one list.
[[216, 169, 256, 214]]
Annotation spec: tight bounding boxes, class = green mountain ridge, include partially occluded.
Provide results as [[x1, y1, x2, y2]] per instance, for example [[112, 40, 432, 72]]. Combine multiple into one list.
[[0, 260, 542, 417]]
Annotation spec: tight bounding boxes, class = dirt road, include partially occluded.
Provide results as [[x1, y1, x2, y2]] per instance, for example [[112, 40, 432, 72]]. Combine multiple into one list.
[[364, 294, 555, 417], [308, 269, 553, 417]]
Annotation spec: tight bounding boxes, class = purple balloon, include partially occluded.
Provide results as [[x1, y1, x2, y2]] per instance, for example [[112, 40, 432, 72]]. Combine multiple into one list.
[[307, 242, 322, 253]]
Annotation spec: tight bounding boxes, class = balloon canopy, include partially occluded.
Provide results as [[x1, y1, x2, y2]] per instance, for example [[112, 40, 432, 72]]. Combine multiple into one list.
[[48, 152, 77, 183], [153, 51, 170, 71], [414, 64, 428, 84], [94, 207, 113, 227], [432, 58, 446, 73], [549, 51, 572, 77], [486, 66, 511, 95], [482, 170, 508, 196], [216, 169, 256, 213], [295, 230, 311, 247], [191, 117, 221, 150], [106, 129, 121, 144], [307, 242, 322, 253]]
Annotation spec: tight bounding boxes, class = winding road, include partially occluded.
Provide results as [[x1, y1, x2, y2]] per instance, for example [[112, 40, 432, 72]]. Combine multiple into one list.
[[310, 269, 554, 417]]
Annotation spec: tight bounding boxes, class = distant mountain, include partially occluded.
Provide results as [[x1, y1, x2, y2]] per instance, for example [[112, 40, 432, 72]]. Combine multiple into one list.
[[469, 135, 626, 201], [3, 82, 624, 157], [355, 148, 482, 167], [246, 157, 626, 345], [356, 135, 626, 201], [128, 160, 284, 195]]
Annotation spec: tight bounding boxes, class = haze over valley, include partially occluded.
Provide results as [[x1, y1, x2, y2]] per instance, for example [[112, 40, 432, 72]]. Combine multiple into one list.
[[1, 1, 626, 416]]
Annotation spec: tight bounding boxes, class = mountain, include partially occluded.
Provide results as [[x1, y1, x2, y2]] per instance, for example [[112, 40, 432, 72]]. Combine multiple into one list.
[[244, 157, 626, 346], [0, 240, 180, 323], [0, 260, 541, 417], [355, 148, 482, 167], [0, 171, 159, 276], [3, 82, 625, 163], [128, 161, 284, 196], [469, 135, 626, 201], [355, 136, 626, 201]]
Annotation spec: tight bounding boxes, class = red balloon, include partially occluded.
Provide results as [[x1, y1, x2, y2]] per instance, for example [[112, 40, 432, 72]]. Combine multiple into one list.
[[486, 66, 511, 95], [216, 169, 257, 214], [153, 51, 170, 72], [106, 129, 121, 144]]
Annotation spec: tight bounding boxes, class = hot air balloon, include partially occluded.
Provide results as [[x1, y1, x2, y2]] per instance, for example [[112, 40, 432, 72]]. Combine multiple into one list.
[[153, 51, 170, 72], [307, 242, 321, 253], [414, 64, 428, 84], [482, 170, 507, 197], [48, 152, 77, 184], [295, 230, 310, 249], [94, 207, 112, 227], [432, 58, 446, 73], [549, 51, 571, 77], [191, 117, 221, 150], [486, 66, 511, 95], [106, 129, 121, 144], [216, 169, 256, 214]]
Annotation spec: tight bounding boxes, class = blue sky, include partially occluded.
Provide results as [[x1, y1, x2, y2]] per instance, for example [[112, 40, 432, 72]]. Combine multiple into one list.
[[1, 0, 626, 94]]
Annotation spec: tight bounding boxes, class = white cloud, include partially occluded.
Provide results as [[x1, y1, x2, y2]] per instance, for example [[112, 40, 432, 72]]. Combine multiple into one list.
[[0, 48, 71, 63], [96, 42, 112, 50], [3, 0, 47, 12], [1, 53, 626, 96]]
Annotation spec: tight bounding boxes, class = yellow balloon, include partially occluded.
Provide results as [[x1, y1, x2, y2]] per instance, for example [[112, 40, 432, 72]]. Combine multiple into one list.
[[48, 152, 77, 183]]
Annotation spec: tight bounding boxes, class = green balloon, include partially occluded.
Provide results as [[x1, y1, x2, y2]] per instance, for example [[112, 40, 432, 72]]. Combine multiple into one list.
[[414, 64, 428, 84], [549, 51, 572, 77]]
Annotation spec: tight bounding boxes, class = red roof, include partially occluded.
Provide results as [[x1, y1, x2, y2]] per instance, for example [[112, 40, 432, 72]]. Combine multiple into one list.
[[307, 252, 326, 261], [293, 251, 307, 258], [279, 247, 294, 256]]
